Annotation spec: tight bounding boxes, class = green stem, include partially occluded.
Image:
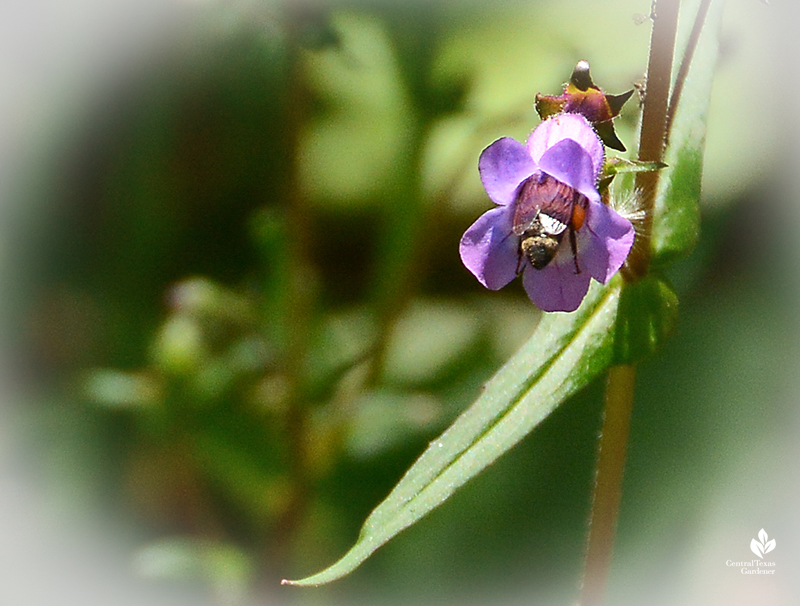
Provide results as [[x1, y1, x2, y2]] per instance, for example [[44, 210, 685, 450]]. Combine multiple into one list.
[[579, 365, 637, 606], [363, 102, 432, 384], [269, 26, 315, 583], [363, 134, 424, 385]]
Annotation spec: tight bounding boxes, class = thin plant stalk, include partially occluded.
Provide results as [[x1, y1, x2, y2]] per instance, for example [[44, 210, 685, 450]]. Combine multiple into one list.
[[580, 365, 637, 606], [580, 1, 681, 604], [624, 0, 681, 281], [665, 0, 713, 148], [270, 24, 315, 583]]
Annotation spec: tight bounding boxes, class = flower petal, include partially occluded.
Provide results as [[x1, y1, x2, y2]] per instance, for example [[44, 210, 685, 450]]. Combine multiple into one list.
[[459, 205, 519, 290], [537, 138, 600, 205], [521, 256, 591, 312], [478, 137, 537, 206], [580, 201, 635, 284], [527, 113, 604, 179]]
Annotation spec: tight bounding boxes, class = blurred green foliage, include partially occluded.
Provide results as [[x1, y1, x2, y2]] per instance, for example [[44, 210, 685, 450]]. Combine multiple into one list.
[[12, 0, 795, 605]]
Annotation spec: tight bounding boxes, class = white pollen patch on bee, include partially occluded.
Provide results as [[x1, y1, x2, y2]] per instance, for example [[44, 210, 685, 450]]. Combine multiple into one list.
[[539, 213, 568, 235]]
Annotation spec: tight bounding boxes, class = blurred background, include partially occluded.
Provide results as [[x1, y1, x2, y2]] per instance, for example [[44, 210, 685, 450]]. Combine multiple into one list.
[[1, 0, 798, 604]]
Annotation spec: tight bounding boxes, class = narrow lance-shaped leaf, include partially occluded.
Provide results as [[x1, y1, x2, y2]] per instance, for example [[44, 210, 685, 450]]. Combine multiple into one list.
[[283, 279, 622, 586], [611, 0, 723, 362], [651, 0, 723, 265], [599, 157, 667, 192]]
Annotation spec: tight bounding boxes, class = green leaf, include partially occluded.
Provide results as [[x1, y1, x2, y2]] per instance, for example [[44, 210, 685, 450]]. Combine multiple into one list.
[[282, 280, 622, 586], [603, 157, 667, 179], [651, 0, 723, 265], [599, 157, 667, 192], [613, 275, 679, 365]]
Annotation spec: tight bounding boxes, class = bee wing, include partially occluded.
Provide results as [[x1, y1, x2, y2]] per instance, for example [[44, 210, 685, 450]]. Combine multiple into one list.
[[512, 175, 574, 236], [511, 180, 544, 235]]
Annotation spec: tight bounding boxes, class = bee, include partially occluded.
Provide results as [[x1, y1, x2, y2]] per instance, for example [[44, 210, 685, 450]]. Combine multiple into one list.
[[512, 173, 587, 273]]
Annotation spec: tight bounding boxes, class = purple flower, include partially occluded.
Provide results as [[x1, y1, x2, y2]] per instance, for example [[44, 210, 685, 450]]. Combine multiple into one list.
[[459, 113, 634, 312]]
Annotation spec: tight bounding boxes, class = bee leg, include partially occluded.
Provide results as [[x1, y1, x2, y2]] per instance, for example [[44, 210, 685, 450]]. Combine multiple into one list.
[[569, 227, 580, 274]]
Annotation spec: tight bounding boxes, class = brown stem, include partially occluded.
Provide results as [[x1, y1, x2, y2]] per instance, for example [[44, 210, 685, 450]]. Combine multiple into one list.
[[580, 2, 681, 604], [665, 0, 713, 149], [579, 365, 637, 606], [623, 0, 681, 281]]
